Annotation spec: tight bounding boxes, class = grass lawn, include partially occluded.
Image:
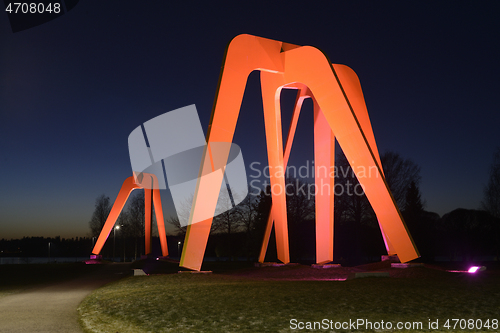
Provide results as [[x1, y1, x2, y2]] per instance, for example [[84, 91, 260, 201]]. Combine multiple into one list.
[[78, 262, 500, 332]]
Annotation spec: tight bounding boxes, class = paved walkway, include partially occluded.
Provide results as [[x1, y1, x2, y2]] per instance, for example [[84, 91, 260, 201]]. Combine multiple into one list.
[[0, 263, 131, 333]]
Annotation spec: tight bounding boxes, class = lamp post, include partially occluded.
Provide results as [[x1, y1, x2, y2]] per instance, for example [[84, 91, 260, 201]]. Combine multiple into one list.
[[178, 241, 182, 258], [48, 242, 51, 263], [113, 225, 120, 261]]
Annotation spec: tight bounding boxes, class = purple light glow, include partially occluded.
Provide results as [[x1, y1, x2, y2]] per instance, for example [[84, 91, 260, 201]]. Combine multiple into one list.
[[468, 266, 480, 273], [447, 266, 486, 274]]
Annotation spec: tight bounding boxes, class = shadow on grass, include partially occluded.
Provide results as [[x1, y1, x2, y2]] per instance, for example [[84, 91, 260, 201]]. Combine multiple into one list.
[[0, 263, 104, 295], [132, 257, 255, 275]]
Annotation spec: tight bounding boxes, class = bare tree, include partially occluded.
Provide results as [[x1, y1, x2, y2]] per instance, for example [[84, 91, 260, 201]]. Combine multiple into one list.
[[404, 181, 424, 215], [335, 152, 373, 226], [482, 147, 500, 219], [125, 191, 145, 238], [238, 188, 257, 234], [124, 191, 145, 259], [381, 151, 421, 210], [167, 215, 187, 237], [89, 194, 111, 237], [285, 177, 315, 226], [212, 190, 244, 235]]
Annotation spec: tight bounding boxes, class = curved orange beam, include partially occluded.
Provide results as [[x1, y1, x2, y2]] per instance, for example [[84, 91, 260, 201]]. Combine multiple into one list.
[[258, 67, 397, 261], [281, 47, 415, 260]]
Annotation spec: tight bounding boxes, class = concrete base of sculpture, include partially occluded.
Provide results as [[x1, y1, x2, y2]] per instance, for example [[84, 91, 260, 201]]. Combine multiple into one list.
[[312, 263, 341, 269], [391, 263, 425, 268], [254, 262, 300, 267], [84, 254, 104, 264], [381, 255, 400, 262], [133, 269, 147, 276]]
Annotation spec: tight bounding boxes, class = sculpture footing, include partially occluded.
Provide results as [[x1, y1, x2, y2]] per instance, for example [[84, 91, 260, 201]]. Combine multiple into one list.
[[133, 269, 148, 276], [391, 263, 424, 268], [312, 263, 341, 269], [381, 255, 400, 263], [84, 255, 104, 264], [254, 262, 299, 267]]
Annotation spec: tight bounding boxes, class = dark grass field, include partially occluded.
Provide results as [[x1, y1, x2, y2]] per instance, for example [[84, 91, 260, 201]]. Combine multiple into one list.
[[78, 260, 500, 332], [0, 263, 103, 296]]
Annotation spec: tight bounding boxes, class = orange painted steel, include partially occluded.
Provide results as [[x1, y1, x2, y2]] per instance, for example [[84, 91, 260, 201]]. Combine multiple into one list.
[[92, 172, 168, 257], [180, 34, 418, 270], [258, 70, 397, 262], [256, 80, 336, 264], [257, 83, 309, 263]]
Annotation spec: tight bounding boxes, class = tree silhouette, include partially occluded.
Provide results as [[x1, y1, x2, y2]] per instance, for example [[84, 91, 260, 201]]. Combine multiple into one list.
[[482, 147, 500, 219], [381, 151, 421, 209], [89, 194, 111, 237], [124, 191, 145, 260], [404, 181, 424, 216]]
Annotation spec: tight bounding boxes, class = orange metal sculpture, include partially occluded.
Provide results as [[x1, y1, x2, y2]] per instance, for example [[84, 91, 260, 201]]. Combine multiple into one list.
[[180, 34, 419, 271], [91, 172, 169, 258], [91, 34, 418, 269]]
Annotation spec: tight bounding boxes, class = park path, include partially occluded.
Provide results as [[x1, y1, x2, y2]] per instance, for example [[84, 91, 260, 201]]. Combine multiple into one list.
[[0, 263, 131, 333]]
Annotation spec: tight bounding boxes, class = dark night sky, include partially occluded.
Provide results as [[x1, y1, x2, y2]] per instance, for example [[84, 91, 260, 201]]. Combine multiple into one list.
[[1, 1, 499, 239]]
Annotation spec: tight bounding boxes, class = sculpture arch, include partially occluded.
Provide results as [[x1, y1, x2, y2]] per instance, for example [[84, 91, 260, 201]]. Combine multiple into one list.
[[91, 172, 169, 259], [180, 34, 419, 271]]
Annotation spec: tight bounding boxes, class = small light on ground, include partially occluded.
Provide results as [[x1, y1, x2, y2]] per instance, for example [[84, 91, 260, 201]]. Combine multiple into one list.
[[447, 266, 486, 274], [468, 266, 480, 273]]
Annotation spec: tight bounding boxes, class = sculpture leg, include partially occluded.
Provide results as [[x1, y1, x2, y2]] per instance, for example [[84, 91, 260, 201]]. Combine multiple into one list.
[[180, 145, 225, 270], [260, 72, 291, 264], [282, 48, 418, 262], [258, 213, 273, 263], [258, 84, 309, 263], [313, 102, 335, 264], [144, 186, 153, 255], [332, 64, 396, 256], [180, 36, 282, 270], [181, 35, 288, 270], [92, 176, 140, 255], [151, 175, 169, 257]]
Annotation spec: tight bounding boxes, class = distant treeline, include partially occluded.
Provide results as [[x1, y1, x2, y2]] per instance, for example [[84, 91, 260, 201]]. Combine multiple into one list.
[[1, 207, 498, 264], [0, 235, 184, 260], [0, 236, 93, 258]]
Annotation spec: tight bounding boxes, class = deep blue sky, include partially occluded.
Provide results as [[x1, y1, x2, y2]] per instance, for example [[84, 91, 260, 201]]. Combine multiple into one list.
[[1, 1, 499, 239]]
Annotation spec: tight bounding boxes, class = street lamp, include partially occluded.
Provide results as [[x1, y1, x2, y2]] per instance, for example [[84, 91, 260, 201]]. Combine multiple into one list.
[[178, 241, 182, 257], [113, 225, 120, 261], [48, 242, 51, 262]]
